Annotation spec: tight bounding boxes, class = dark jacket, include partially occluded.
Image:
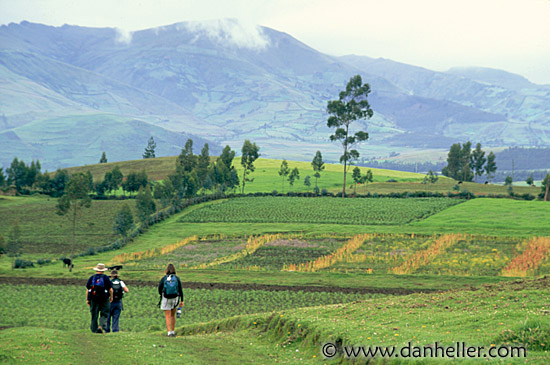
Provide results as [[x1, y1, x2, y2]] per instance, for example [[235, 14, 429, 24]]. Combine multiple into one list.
[[86, 273, 112, 302]]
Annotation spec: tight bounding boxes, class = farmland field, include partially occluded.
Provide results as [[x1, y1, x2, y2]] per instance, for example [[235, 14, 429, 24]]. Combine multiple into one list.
[[178, 196, 464, 225], [1, 167, 549, 363], [0, 284, 378, 332], [0, 196, 133, 256]]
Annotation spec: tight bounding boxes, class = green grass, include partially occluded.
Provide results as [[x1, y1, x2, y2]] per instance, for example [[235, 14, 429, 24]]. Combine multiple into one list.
[[179, 196, 463, 225], [176, 278, 550, 363], [0, 195, 134, 257], [0, 327, 311, 364], [411, 199, 550, 236]]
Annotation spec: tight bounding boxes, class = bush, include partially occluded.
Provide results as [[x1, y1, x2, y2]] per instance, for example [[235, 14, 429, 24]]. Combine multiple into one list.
[[14, 259, 34, 269], [36, 258, 52, 266]]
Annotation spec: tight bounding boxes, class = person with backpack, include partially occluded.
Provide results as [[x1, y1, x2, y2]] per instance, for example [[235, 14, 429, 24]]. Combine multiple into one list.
[[106, 269, 129, 333], [86, 263, 113, 334], [158, 263, 183, 337]]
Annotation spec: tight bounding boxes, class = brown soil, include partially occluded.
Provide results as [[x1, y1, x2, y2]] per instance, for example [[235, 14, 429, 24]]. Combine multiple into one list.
[[0, 276, 436, 295]]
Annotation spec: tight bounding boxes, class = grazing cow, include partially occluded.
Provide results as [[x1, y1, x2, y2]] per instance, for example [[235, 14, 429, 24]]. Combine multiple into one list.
[[62, 258, 74, 272], [108, 265, 123, 271]]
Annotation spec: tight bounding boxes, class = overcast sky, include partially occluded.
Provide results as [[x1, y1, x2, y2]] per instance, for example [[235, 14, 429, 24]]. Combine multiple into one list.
[[1, 0, 549, 84]]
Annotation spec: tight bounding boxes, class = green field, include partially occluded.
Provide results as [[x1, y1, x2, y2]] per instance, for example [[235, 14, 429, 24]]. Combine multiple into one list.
[[178, 197, 463, 225], [1, 159, 549, 363], [0, 195, 133, 256]]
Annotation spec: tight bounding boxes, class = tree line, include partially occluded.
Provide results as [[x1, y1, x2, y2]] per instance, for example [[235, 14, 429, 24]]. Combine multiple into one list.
[[441, 142, 496, 183]]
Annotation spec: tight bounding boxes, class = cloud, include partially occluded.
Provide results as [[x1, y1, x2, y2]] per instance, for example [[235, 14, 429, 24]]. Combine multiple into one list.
[[115, 27, 133, 44], [181, 18, 269, 51]]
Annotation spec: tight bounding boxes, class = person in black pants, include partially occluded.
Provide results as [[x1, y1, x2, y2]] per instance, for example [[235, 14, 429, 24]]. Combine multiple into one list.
[[86, 263, 113, 333]]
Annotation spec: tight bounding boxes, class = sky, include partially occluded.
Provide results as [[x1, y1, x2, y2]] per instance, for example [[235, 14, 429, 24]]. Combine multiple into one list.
[[1, 0, 549, 84]]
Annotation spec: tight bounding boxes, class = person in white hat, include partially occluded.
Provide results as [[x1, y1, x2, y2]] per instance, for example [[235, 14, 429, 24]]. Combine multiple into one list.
[[86, 263, 113, 333]]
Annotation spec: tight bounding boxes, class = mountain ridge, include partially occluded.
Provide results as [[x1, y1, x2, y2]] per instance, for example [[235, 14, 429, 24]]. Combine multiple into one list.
[[1, 20, 548, 170]]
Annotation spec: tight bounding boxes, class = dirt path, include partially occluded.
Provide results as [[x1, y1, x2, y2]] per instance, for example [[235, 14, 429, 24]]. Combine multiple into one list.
[[0, 276, 438, 295]]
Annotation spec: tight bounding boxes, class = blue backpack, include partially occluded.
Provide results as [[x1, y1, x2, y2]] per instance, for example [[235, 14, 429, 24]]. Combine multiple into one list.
[[163, 275, 179, 299], [89, 274, 109, 301]]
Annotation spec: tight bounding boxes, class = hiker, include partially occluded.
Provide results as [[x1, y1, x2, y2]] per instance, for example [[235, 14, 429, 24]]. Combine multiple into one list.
[[86, 263, 113, 333], [158, 263, 184, 337], [106, 269, 129, 333]]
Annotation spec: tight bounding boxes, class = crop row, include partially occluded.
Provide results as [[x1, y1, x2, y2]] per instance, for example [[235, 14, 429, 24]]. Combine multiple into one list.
[[0, 284, 380, 332], [110, 231, 549, 277], [178, 197, 463, 225]]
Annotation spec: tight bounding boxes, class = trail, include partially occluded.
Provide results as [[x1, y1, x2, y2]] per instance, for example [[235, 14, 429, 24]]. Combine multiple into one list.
[[0, 276, 438, 295]]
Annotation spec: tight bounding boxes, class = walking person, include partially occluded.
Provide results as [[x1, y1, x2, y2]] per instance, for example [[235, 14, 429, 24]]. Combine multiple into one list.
[[86, 263, 113, 333], [106, 269, 129, 333], [158, 263, 183, 337]]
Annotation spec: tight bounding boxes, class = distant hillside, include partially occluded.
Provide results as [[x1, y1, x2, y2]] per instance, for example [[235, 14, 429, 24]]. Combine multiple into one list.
[[1, 20, 549, 170]]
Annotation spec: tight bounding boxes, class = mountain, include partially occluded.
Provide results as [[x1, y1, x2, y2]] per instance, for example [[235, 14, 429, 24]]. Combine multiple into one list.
[[339, 55, 550, 147], [1, 20, 549, 170]]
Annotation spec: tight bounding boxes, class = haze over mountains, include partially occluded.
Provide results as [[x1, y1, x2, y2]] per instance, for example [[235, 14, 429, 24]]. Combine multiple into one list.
[[1, 19, 548, 170]]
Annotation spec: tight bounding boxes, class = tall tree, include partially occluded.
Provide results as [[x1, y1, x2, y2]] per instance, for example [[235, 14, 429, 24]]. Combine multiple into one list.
[[135, 185, 156, 227], [99, 152, 107, 163], [108, 166, 123, 195], [352, 167, 362, 195], [153, 179, 175, 208], [143, 136, 157, 159], [311, 151, 325, 190], [460, 142, 474, 182], [27, 160, 41, 188], [525, 173, 534, 187], [240, 140, 260, 194], [485, 151, 497, 183], [7, 158, 27, 192], [113, 203, 134, 243], [56, 173, 92, 258], [442, 142, 475, 182], [542, 173, 550, 202], [197, 143, 211, 189], [442, 143, 462, 180], [278, 159, 290, 193], [327, 75, 372, 196], [211, 145, 239, 193], [303, 175, 311, 189], [288, 167, 300, 191], [471, 143, 486, 183], [177, 139, 197, 173], [51, 169, 69, 197], [0, 167, 5, 188], [171, 139, 199, 201], [360, 169, 374, 193]]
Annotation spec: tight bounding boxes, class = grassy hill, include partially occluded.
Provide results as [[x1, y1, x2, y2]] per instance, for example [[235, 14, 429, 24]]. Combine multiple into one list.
[[63, 156, 541, 196]]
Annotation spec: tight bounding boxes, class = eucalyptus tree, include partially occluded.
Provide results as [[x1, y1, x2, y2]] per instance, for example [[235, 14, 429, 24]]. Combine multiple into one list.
[[327, 75, 372, 196]]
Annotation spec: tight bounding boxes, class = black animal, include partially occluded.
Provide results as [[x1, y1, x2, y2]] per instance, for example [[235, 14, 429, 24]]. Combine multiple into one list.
[[108, 265, 123, 271], [458, 181, 463, 184], [62, 258, 74, 272], [484, 181, 489, 184]]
